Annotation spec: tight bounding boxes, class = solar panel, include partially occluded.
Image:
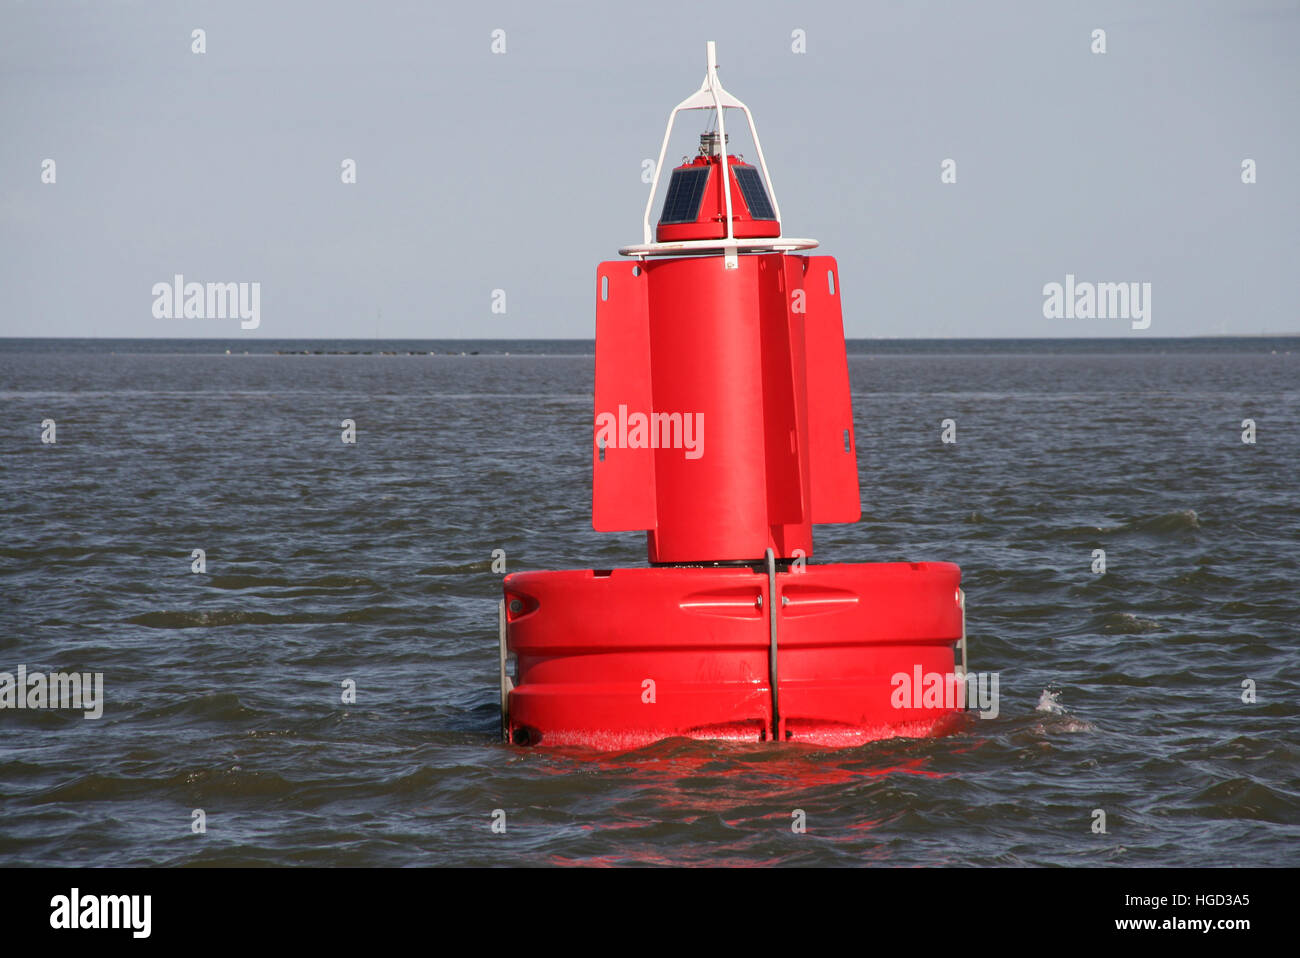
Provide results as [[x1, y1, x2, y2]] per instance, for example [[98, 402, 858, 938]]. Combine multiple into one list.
[[659, 167, 710, 224], [733, 165, 776, 220]]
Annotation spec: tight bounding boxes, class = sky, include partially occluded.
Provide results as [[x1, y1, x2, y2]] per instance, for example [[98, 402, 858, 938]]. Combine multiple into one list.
[[1, 0, 1296, 339]]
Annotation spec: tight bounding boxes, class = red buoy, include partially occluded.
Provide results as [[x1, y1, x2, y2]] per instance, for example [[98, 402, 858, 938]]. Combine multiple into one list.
[[499, 42, 967, 748]]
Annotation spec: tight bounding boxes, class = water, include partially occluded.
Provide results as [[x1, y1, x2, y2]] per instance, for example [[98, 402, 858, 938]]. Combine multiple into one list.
[[1, 337, 1296, 866]]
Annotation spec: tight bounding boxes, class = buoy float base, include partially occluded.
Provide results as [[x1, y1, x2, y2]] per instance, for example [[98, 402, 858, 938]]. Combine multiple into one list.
[[503, 561, 965, 749]]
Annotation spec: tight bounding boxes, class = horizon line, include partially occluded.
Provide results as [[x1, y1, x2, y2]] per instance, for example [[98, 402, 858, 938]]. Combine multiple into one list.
[[3, 334, 1299, 342]]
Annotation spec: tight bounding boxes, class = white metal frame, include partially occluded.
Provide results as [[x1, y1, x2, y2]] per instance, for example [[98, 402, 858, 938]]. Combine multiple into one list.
[[956, 588, 968, 678], [498, 598, 513, 742], [620, 41, 817, 266]]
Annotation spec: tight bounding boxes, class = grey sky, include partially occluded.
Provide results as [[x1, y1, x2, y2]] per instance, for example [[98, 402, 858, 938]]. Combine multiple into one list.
[[1, 0, 1296, 338]]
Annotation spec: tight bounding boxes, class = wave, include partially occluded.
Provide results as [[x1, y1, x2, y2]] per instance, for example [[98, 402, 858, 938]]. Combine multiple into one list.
[[1128, 509, 1201, 534], [125, 606, 419, 628]]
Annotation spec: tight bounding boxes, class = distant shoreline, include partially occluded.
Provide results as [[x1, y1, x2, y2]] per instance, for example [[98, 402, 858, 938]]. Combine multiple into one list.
[[1, 336, 1296, 358], [2, 335, 1297, 342]]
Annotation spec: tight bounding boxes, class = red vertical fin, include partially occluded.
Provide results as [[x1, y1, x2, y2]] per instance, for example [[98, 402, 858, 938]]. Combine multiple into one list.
[[802, 256, 862, 523], [761, 255, 814, 558], [593, 261, 657, 532], [759, 254, 805, 528]]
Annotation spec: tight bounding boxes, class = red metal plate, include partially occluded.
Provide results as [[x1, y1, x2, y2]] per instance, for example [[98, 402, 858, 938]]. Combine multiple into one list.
[[801, 256, 861, 524], [593, 261, 656, 532]]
